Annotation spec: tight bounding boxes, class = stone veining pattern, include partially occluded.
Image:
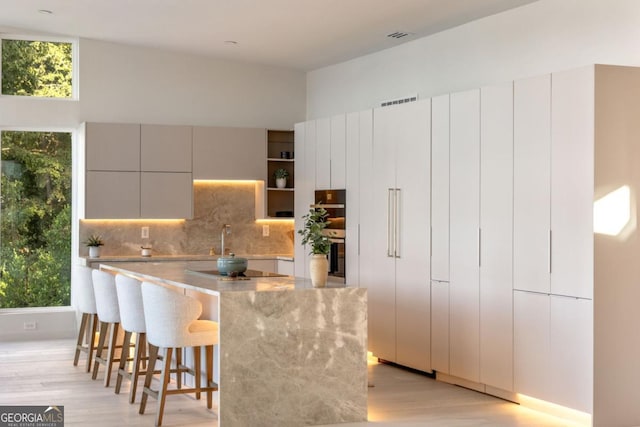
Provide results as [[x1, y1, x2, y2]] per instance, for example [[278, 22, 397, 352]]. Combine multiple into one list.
[[219, 288, 368, 426]]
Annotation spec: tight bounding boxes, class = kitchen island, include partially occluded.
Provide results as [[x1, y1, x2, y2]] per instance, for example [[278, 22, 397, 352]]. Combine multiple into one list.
[[99, 261, 368, 427]]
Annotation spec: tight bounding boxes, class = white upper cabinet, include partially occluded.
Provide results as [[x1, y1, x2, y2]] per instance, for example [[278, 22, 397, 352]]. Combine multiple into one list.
[[330, 114, 347, 189], [315, 117, 331, 190], [141, 172, 192, 219], [85, 122, 140, 171], [192, 126, 266, 180], [449, 89, 480, 383], [550, 67, 594, 299], [141, 125, 192, 172], [431, 94, 450, 283], [513, 74, 551, 294], [85, 122, 194, 219], [479, 82, 514, 392], [85, 171, 140, 218]]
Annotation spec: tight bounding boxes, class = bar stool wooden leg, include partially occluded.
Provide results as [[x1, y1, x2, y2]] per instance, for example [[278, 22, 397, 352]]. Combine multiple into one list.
[[87, 314, 98, 372], [74, 313, 90, 366], [206, 345, 213, 409], [92, 321, 109, 380], [194, 346, 201, 400], [175, 348, 182, 389], [115, 330, 133, 394], [129, 332, 146, 403], [139, 343, 158, 416], [157, 347, 173, 427], [104, 322, 120, 387]]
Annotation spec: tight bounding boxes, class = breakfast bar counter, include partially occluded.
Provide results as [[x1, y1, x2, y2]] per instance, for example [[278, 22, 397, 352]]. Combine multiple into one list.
[[99, 261, 368, 427]]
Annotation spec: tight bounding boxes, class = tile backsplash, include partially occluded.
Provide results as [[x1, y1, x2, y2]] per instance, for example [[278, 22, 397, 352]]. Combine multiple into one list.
[[80, 181, 294, 257]]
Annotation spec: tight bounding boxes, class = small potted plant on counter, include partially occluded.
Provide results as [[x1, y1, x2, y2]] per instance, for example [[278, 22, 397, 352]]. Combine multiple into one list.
[[85, 234, 104, 258], [298, 206, 332, 287], [274, 168, 289, 189]]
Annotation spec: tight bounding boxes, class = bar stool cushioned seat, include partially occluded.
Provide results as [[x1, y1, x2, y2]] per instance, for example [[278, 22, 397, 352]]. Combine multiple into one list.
[[73, 265, 99, 372], [139, 281, 218, 427]]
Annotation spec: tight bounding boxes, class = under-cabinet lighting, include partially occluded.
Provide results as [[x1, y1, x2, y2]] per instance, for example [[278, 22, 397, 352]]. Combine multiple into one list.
[[255, 218, 294, 223], [193, 180, 259, 185], [593, 185, 631, 236]]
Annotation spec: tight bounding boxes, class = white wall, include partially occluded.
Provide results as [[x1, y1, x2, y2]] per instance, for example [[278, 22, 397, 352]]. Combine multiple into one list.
[[306, 0, 640, 118], [0, 37, 306, 129]]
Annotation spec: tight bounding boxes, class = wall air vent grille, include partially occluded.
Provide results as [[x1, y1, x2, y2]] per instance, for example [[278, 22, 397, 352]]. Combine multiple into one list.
[[380, 94, 418, 107], [387, 31, 413, 39]]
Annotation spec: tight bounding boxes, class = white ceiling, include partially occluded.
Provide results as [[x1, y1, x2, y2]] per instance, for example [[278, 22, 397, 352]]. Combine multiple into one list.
[[0, 0, 538, 71]]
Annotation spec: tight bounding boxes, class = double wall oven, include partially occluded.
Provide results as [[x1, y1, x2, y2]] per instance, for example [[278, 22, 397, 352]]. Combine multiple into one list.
[[312, 189, 346, 283]]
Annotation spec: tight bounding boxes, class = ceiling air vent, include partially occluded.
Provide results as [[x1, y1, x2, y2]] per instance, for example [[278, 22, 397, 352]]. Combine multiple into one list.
[[387, 31, 414, 39], [380, 94, 418, 108]]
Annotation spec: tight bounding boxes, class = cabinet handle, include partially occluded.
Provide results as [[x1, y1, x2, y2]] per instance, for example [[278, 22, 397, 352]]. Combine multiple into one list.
[[387, 188, 394, 257], [395, 188, 401, 258]]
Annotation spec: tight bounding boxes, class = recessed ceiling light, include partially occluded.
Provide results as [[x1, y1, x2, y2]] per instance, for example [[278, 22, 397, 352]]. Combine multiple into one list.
[[38, 9, 53, 15], [224, 40, 238, 45]]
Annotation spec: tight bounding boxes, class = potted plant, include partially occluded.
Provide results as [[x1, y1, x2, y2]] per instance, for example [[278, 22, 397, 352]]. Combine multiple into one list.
[[84, 234, 104, 258], [298, 206, 332, 287], [273, 168, 289, 189]]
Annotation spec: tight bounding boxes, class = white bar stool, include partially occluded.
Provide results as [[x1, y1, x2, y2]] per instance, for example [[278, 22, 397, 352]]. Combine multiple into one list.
[[114, 274, 147, 403], [73, 265, 99, 372], [92, 269, 123, 387], [139, 281, 219, 427]]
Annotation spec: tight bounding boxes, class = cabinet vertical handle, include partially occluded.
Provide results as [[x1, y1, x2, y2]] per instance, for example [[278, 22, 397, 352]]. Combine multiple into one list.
[[548, 229, 552, 273], [387, 188, 394, 257], [395, 188, 401, 258]]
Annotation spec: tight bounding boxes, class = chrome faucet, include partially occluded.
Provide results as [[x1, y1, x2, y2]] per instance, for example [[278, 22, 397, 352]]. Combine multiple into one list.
[[220, 224, 231, 256]]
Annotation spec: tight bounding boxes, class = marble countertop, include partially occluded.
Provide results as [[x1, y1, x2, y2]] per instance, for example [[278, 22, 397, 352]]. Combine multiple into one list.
[[98, 260, 340, 295], [82, 253, 294, 264]]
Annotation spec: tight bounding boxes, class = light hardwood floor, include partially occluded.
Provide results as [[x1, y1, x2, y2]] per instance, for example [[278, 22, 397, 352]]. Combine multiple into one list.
[[0, 339, 580, 427]]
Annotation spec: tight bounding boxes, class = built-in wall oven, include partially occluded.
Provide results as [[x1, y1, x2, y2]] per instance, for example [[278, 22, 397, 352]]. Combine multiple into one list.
[[312, 189, 346, 283]]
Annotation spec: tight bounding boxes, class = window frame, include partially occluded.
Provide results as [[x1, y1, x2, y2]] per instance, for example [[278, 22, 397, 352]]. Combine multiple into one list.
[[0, 33, 79, 100]]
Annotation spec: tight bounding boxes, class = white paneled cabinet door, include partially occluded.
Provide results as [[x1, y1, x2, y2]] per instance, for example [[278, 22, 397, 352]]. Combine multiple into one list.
[[294, 122, 309, 278], [140, 172, 192, 219], [549, 295, 593, 413], [141, 125, 192, 172], [513, 74, 551, 294], [431, 94, 450, 283], [551, 67, 594, 299], [431, 94, 450, 374], [395, 100, 431, 372], [315, 117, 331, 190], [330, 114, 346, 189], [514, 290, 550, 401], [86, 171, 140, 218], [85, 122, 140, 171], [449, 89, 480, 383], [357, 111, 374, 291], [345, 110, 372, 288], [431, 280, 450, 374], [479, 82, 514, 392], [368, 105, 399, 362]]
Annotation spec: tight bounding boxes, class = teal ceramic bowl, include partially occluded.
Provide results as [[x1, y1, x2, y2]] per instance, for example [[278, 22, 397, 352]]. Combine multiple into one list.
[[217, 253, 248, 276]]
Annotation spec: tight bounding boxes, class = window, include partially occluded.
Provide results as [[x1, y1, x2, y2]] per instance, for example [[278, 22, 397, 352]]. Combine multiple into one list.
[[1, 36, 76, 99], [0, 131, 72, 308]]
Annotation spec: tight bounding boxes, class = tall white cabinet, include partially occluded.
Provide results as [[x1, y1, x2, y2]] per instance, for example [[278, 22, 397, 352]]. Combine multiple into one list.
[[479, 82, 514, 392], [430, 94, 450, 374], [449, 89, 480, 382], [365, 100, 431, 372]]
